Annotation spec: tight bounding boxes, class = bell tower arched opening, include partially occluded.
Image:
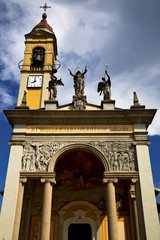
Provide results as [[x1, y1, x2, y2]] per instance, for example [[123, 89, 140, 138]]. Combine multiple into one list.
[[31, 47, 45, 71]]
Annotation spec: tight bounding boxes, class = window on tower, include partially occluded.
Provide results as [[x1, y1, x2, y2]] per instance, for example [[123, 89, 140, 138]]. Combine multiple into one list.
[[31, 47, 45, 71]]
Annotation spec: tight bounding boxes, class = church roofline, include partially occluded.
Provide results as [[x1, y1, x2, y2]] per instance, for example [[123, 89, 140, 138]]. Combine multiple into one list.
[[4, 108, 156, 129]]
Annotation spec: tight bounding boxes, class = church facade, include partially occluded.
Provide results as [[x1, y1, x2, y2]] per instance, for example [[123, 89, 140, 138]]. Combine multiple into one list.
[[0, 9, 159, 240]]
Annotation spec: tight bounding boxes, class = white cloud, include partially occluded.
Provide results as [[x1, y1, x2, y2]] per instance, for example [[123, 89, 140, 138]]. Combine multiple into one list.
[[0, 87, 16, 110]]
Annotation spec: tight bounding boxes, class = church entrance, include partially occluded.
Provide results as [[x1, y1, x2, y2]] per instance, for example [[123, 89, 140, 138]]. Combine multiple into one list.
[[68, 224, 92, 240]]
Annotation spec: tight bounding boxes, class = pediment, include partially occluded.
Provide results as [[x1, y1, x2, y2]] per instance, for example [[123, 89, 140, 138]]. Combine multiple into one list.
[[58, 103, 101, 111]]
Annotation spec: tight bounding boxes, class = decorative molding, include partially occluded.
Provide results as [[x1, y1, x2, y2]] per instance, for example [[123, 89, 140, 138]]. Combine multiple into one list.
[[59, 201, 101, 240], [63, 209, 97, 240], [48, 142, 109, 171], [73, 209, 87, 222]]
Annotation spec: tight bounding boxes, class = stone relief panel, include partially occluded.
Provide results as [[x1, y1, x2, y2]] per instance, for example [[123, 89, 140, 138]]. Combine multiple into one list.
[[22, 142, 69, 171], [90, 141, 137, 171], [21, 141, 137, 172]]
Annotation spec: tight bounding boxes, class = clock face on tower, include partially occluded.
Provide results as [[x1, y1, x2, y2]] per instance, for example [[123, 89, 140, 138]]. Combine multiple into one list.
[[27, 75, 43, 88]]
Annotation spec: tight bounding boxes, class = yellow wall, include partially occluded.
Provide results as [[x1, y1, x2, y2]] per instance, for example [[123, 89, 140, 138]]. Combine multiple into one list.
[[29, 215, 131, 240], [27, 89, 41, 109], [101, 216, 131, 240]]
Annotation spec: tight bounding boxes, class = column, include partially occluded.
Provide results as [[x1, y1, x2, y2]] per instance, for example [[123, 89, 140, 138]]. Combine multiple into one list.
[[12, 177, 27, 240], [136, 144, 160, 239], [40, 178, 56, 240], [0, 144, 23, 240], [134, 124, 160, 239], [129, 179, 140, 240], [103, 178, 118, 240]]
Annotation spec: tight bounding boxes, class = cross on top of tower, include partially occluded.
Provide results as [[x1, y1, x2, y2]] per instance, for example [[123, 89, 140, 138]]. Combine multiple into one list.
[[40, 3, 51, 12]]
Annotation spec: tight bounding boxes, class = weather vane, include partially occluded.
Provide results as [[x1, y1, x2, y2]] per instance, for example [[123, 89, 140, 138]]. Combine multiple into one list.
[[40, 3, 51, 12]]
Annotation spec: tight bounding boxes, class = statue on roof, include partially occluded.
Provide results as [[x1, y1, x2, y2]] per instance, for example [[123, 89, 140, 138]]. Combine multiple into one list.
[[68, 66, 87, 96], [47, 69, 64, 100], [97, 64, 111, 100]]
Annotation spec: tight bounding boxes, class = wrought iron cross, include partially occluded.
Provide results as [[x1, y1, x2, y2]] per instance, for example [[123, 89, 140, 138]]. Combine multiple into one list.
[[40, 3, 51, 12]]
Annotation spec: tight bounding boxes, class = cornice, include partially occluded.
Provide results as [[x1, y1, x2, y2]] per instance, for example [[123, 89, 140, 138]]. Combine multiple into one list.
[[20, 171, 55, 179], [4, 108, 156, 129], [103, 171, 139, 180]]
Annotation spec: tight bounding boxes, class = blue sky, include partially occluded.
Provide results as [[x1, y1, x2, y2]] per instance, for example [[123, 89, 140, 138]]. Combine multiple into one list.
[[0, 0, 160, 208]]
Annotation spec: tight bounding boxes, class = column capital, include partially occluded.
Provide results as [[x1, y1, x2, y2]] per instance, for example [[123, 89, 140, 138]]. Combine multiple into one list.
[[40, 177, 56, 185], [131, 177, 139, 184], [103, 178, 118, 184], [19, 177, 27, 185]]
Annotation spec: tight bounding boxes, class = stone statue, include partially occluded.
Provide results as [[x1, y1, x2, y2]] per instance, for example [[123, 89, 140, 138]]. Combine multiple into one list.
[[48, 72, 64, 100], [68, 66, 87, 96], [97, 65, 111, 100]]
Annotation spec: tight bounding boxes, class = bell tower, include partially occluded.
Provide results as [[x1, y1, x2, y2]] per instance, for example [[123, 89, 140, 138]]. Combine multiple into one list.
[[17, 11, 58, 109]]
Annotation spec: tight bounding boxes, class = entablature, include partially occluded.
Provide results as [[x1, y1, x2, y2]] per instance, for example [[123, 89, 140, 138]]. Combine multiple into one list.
[[4, 108, 156, 129]]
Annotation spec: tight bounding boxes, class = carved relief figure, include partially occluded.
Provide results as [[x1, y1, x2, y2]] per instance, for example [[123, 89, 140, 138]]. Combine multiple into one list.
[[68, 66, 87, 96]]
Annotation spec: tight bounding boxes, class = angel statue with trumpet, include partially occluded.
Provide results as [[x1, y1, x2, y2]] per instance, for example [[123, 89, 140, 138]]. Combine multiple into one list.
[[97, 64, 111, 100], [47, 68, 64, 100]]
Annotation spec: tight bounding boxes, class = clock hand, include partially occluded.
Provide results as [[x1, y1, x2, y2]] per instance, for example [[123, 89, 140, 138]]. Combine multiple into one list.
[[32, 77, 36, 83]]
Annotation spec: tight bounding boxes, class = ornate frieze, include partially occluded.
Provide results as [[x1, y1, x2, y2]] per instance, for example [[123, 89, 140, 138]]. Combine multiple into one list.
[[90, 141, 137, 171], [21, 141, 137, 172], [22, 142, 68, 171]]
